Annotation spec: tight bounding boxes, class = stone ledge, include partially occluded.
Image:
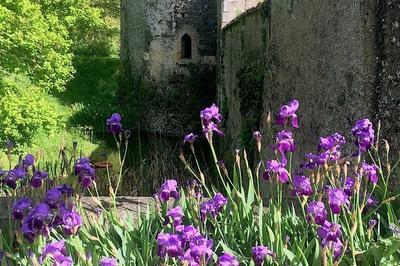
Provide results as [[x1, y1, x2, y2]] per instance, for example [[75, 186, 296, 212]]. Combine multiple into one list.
[[0, 197, 155, 221]]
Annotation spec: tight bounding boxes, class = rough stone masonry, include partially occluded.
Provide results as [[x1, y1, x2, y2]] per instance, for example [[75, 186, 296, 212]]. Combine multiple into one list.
[[121, 0, 400, 160]]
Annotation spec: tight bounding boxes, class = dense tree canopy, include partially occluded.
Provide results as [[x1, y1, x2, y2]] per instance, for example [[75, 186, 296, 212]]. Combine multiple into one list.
[[0, 0, 119, 145], [0, 0, 73, 92]]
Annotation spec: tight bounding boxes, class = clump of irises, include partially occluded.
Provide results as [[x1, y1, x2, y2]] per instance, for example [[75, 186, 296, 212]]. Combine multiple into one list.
[[1, 99, 398, 265]]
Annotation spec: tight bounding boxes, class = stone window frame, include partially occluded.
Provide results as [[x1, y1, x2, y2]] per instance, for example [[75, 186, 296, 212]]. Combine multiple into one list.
[[175, 27, 199, 64]]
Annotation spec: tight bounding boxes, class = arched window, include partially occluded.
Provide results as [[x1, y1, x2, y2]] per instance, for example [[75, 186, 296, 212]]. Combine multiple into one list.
[[181, 34, 192, 59]]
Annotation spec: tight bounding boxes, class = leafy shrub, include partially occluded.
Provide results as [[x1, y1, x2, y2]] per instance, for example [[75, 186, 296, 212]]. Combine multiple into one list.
[[0, 0, 74, 92], [0, 71, 67, 146]]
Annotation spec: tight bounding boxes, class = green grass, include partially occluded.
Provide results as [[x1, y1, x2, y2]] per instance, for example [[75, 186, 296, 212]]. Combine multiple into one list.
[[0, 129, 99, 168]]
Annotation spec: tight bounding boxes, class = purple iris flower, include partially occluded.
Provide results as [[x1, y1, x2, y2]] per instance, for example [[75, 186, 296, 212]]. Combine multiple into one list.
[[275, 130, 296, 154], [164, 206, 184, 227], [343, 177, 355, 196], [263, 160, 289, 183], [200, 104, 224, 138], [317, 221, 343, 260], [200, 200, 217, 222], [307, 201, 327, 225], [44, 188, 63, 209], [178, 225, 201, 243], [21, 203, 52, 242], [318, 133, 346, 151], [39, 240, 73, 266], [30, 171, 48, 189], [200, 103, 222, 122], [292, 175, 313, 196], [213, 193, 228, 209], [56, 184, 75, 197], [184, 235, 213, 265], [158, 179, 180, 202], [200, 193, 228, 222], [184, 133, 198, 144], [217, 252, 239, 266], [156, 233, 183, 258], [302, 152, 329, 169], [23, 154, 35, 166], [351, 118, 375, 153], [74, 157, 96, 188], [318, 221, 342, 243], [3, 173, 18, 189], [362, 162, 379, 184], [252, 246, 275, 265], [328, 188, 349, 214], [327, 239, 343, 260], [106, 113, 123, 134], [99, 257, 118, 266], [12, 198, 32, 220], [276, 99, 299, 128], [62, 210, 82, 235]]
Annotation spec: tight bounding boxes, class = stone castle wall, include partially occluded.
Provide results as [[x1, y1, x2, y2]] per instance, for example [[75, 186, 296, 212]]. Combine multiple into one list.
[[120, 0, 218, 135], [218, 0, 400, 162], [121, 0, 217, 81]]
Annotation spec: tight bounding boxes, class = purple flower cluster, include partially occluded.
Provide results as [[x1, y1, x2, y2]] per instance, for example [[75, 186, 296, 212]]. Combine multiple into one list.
[[343, 177, 355, 196], [158, 179, 180, 202], [12, 198, 32, 220], [200, 103, 224, 139], [30, 170, 49, 189], [74, 157, 96, 188], [1, 154, 35, 189], [157, 225, 213, 265], [318, 133, 346, 152], [292, 175, 313, 196], [276, 99, 299, 128], [275, 130, 296, 154], [164, 206, 184, 228], [200, 193, 228, 222], [317, 221, 343, 260], [251, 246, 275, 265], [263, 160, 289, 183], [21, 203, 53, 242], [11, 184, 81, 242], [39, 240, 73, 265], [99, 257, 118, 266], [328, 188, 350, 214], [351, 118, 375, 154], [302, 133, 345, 169], [361, 162, 379, 184], [106, 113, 123, 134], [184, 133, 198, 144], [217, 252, 239, 266], [307, 201, 328, 225]]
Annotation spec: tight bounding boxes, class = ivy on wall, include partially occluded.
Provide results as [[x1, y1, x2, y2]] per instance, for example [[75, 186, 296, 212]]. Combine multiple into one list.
[[237, 54, 265, 162]]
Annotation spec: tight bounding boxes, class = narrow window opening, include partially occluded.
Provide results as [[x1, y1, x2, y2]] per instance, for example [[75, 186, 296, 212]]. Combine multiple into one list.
[[181, 34, 192, 59]]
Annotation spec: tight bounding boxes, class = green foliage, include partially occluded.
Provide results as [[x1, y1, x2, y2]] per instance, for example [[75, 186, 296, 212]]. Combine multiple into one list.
[[0, 0, 74, 92], [36, 0, 119, 57], [0, 71, 67, 146], [237, 55, 265, 162], [56, 56, 120, 132]]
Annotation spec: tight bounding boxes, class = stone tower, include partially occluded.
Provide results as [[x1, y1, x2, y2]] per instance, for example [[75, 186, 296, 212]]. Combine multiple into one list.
[[121, 0, 217, 83], [120, 0, 218, 135]]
